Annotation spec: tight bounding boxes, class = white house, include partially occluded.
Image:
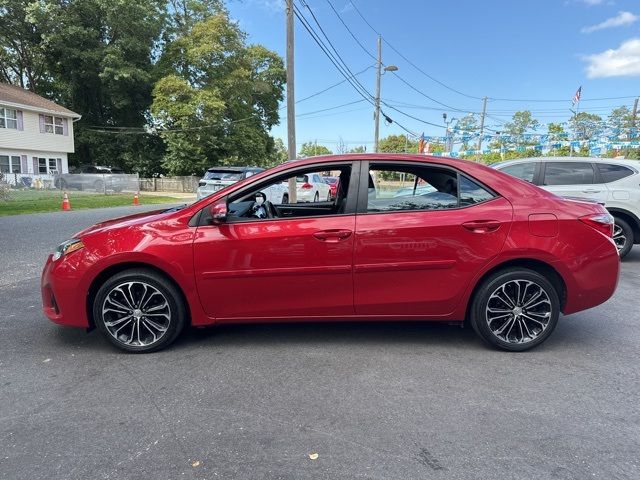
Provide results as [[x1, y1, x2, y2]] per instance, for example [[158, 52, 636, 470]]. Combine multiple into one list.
[[0, 83, 81, 186]]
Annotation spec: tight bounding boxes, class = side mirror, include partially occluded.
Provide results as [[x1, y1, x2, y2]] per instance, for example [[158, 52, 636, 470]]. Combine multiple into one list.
[[209, 199, 228, 224]]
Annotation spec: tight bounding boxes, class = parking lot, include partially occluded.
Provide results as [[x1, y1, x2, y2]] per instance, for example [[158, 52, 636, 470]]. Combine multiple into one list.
[[1, 206, 639, 480]]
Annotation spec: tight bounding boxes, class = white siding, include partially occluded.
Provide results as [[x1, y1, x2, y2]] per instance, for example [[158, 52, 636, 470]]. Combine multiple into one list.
[[0, 109, 75, 153]]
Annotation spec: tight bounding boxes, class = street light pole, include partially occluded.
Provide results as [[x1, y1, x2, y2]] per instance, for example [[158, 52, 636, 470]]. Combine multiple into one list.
[[374, 35, 382, 153]]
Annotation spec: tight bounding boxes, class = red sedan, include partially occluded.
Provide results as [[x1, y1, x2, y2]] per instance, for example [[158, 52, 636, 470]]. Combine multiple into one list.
[[42, 154, 620, 352]]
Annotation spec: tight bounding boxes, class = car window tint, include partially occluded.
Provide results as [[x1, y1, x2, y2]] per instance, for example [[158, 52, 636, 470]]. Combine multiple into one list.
[[543, 162, 594, 186], [459, 176, 495, 206], [596, 163, 635, 183], [205, 170, 243, 181], [367, 165, 458, 212], [500, 162, 536, 183]]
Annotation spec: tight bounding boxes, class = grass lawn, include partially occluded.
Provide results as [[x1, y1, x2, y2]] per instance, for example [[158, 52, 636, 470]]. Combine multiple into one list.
[[0, 190, 184, 216]]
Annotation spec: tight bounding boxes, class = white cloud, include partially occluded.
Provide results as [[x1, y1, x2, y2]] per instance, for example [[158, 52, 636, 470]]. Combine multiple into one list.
[[583, 0, 606, 4], [581, 11, 638, 33], [584, 38, 640, 77]]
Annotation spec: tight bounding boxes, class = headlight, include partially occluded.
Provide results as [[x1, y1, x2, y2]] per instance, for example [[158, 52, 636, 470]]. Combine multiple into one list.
[[52, 239, 85, 261]]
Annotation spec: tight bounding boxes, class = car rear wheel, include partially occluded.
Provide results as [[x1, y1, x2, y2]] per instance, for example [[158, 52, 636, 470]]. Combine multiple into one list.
[[613, 217, 633, 259], [93, 268, 186, 353], [326, 191, 331, 201], [314, 192, 319, 202], [469, 268, 560, 351]]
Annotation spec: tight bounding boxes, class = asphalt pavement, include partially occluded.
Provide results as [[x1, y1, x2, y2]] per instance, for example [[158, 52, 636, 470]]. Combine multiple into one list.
[[1, 206, 639, 480]]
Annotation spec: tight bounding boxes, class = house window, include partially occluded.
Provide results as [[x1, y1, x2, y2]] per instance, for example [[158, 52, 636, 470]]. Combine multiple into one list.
[[0, 108, 18, 129], [43, 115, 64, 135], [38, 158, 47, 174], [48, 158, 58, 173], [0, 155, 21, 173]]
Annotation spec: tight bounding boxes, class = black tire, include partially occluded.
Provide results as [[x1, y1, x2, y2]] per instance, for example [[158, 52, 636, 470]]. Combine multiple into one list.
[[326, 191, 331, 201], [613, 217, 633, 259], [94, 179, 104, 192], [93, 268, 187, 353], [281, 193, 289, 204], [469, 268, 560, 352], [313, 191, 319, 202], [59, 179, 68, 190]]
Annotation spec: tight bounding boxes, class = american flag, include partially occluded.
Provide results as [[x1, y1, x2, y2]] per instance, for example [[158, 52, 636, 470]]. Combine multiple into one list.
[[572, 86, 582, 106]]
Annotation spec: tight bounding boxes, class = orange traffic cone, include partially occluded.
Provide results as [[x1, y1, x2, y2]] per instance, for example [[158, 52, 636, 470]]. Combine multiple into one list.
[[61, 192, 71, 211], [133, 192, 140, 206]]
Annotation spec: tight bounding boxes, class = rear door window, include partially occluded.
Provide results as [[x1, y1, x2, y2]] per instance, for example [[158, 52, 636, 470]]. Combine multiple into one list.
[[543, 162, 595, 186], [596, 163, 635, 183]]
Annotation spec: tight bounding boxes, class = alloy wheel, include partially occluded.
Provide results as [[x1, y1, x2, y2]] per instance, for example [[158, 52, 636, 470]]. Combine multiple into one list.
[[613, 224, 627, 253], [485, 279, 552, 345], [101, 281, 171, 347]]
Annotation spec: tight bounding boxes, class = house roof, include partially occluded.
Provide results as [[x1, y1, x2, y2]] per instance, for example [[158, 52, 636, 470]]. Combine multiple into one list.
[[0, 83, 80, 117]]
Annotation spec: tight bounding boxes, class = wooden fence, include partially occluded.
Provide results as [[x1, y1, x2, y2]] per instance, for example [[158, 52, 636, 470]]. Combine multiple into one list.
[[138, 176, 200, 193]]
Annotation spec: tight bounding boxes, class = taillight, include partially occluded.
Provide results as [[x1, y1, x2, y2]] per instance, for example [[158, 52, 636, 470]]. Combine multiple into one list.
[[301, 183, 313, 189], [579, 213, 614, 237]]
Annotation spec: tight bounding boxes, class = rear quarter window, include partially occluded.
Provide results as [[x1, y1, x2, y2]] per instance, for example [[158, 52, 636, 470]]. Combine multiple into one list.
[[499, 162, 536, 183], [596, 163, 635, 183]]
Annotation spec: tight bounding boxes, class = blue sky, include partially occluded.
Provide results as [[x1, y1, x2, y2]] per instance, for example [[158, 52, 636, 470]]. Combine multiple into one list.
[[228, 0, 640, 152]]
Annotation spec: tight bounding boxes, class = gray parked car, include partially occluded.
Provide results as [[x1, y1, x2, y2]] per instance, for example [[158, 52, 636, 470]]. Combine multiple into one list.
[[54, 165, 128, 192], [196, 166, 264, 200]]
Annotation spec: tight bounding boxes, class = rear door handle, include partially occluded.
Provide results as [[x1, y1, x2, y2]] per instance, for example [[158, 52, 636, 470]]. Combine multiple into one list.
[[582, 189, 601, 193], [462, 220, 501, 233], [313, 229, 352, 243]]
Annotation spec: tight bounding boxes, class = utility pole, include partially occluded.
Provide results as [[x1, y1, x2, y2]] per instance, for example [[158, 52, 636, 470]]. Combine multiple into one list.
[[632, 98, 639, 129], [374, 35, 382, 153], [476, 96, 488, 162], [285, 0, 297, 202]]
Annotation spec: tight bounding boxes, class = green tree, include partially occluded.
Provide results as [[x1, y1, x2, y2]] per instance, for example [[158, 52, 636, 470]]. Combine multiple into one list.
[[152, 8, 285, 175], [348, 145, 366, 153], [503, 110, 539, 146], [547, 123, 570, 157], [27, 0, 166, 169], [570, 112, 602, 141], [454, 114, 478, 150], [298, 142, 332, 157], [0, 0, 50, 91], [379, 134, 418, 153], [608, 106, 633, 132]]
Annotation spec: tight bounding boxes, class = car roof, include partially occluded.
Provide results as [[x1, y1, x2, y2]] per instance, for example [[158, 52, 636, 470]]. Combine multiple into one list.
[[206, 166, 264, 172], [493, 156, 640, 169]]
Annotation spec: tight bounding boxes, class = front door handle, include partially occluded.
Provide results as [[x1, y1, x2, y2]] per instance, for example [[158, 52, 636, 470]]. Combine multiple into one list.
[[313, 229, 352, 243], [462, 220, 501, 233]]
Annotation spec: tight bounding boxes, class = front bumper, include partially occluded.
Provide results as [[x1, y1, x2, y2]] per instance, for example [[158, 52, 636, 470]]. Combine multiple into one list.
[[41, 253, 90, 328]]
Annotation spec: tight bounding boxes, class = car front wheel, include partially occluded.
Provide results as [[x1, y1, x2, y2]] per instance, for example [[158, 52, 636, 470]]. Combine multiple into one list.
[[93, 268, 186, 353], [613, 217, 633, 259], [469, 268, 560, 351]]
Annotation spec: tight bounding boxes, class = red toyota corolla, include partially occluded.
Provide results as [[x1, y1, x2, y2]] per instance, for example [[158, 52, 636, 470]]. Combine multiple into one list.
[[42, 154, 620, 353]]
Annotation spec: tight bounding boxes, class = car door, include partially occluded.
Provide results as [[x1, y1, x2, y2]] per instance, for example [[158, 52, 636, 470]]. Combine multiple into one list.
[[193, 162, 359, 320], [540, 161, 608, 203], [353, 161, 513, 317]]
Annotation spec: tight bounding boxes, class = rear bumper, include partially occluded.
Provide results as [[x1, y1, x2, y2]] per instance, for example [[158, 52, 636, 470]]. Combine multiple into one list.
[[41, 253, 89, 328], [561, 239, 620, 315]]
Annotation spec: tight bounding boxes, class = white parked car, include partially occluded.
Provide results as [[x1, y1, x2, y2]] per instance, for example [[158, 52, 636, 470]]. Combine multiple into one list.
[[294, 172, 332, 202], [494, 157, 640, 258]]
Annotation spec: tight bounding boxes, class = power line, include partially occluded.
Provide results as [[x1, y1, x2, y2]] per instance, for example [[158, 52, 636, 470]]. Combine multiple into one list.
[[348, 1, 639, 104], [324, 0, 377, 61]]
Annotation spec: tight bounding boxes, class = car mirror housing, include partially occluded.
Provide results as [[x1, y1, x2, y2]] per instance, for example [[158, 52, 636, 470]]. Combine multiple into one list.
[[210, 200, 228, 224]]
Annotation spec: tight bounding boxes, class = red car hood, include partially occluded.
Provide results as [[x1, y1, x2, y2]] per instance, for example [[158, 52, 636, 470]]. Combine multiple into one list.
[[74, 208, 171, 238]]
